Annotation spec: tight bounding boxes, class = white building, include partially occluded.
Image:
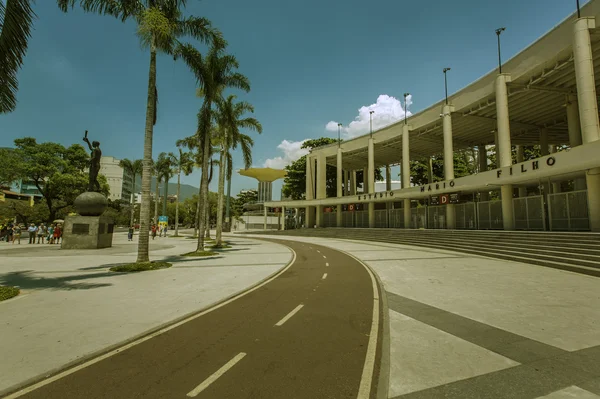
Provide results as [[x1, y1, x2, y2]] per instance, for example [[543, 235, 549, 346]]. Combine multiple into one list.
[[100, 156, 133, 202]]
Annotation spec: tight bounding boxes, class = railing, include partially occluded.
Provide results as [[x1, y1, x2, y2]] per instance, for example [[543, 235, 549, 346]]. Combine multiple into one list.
[[374, 210, 388, 228], [427, 205, 446, 229], [455, 202, 477, 229], [477, 200, 503, 230], [513, 195, 545, 230], [389, 209, 404, 228]]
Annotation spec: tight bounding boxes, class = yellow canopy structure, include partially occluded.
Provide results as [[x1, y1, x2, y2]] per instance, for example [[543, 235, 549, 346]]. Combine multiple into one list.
[[238, 168, 287, 182]]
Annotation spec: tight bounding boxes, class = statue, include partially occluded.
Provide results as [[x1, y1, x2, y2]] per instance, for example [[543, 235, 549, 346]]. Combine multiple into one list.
[[83, 130, 102, 192]]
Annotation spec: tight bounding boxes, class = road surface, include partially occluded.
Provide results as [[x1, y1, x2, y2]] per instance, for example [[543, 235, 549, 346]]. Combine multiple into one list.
[[6, 239, 382, 399]]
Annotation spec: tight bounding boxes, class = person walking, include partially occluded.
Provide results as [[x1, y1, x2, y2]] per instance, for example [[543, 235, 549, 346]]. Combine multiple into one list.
[[12, 224, 22, 244], [6, 223, 14, 243], [151, 224, 157, 240], [28, 224, 37, 244], [37, 223, 46, 244], [128, 225, 134, 241], [47, 224, 55, 244], [53, 224, 62, 245]]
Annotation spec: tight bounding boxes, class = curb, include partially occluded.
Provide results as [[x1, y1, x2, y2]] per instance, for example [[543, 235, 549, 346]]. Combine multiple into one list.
[[0, 237, 295, 399]]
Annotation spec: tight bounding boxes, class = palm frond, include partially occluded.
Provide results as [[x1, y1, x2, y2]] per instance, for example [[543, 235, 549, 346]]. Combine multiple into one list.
[[0, 0, 36, 113], [175, 16, 224, 47]]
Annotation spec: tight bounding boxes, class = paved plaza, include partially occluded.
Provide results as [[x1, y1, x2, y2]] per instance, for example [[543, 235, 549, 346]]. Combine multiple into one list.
[[245, 234, 600, 399], [0, 231, 292, 396]]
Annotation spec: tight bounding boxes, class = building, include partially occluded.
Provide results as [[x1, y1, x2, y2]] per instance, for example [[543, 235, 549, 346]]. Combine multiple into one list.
[[237, 168, 287, 230], [99, 156, 133, 202], [265, 1, 600, 232], [9, 179, 43, 197]]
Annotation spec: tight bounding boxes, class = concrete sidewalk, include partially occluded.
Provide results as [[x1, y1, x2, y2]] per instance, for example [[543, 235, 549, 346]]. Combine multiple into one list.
[[244, 233, 600, 399], [0, 231, 292, 395]]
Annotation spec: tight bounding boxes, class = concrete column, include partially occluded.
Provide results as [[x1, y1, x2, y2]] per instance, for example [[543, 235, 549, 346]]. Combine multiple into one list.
[[427, 157, 434, 184], [316, 154, 326, 200], [305, 207, 314, 228], [479, 144, 489, 201], [402, 124, 411, 228], [549, 145, 561, 194], [442, 104, 456, 229], [336, 149, 343, 227], [344, 170, 349, 196], [496, 73, 514, 230], [350, 171, 357, 196], [385, 165, 392, 191], [368, 138, 375, 228], [281, 206, 286, 230], [263, 206, 267, 230], [568, 95, 587, 191], [540, 128, 549, 156], [516, 145, 527, 197], [305, 156, 315, 200], [574, 17, 600, 232]]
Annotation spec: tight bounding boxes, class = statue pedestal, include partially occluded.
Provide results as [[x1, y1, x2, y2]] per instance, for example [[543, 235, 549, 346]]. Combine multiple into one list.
[[61, 215, 114, 249]]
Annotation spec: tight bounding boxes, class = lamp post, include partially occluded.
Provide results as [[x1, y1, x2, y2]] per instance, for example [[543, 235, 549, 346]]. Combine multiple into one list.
[[369, 110, 374, 137], [443, 68, 451, 104], [403, 93, 410, 124], [577, 0, 581, 18], [337, 123, 342, 147], [495, 27, 506, 73]]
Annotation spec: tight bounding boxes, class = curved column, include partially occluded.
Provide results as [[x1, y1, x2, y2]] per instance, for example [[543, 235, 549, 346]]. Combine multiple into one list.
[[305, 156, 315, 228], [516, 146, 527, 197], [567, 95, 587, 191], [368, 138, 375, 228], [336, 148, 343, 227], [479, 144, 489, 201], [496, 73, 515, 230], [402, 124, 411, 228], [442, 104, 456, 229], [315, 154, 326, 227], [574, 16, 600, 231]]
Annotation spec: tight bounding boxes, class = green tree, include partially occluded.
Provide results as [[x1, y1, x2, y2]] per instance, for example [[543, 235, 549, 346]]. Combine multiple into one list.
[[213, 95, 262, 247], [232, 189, 258, 218], [281, 138, 384, 200], [60, 0, 223, 263], [4, 138, 109, 222], [169, 146, 194, 236], [119, 158, 143, 227], [409, 149, 478, 186], [175, 42, 250, 251]]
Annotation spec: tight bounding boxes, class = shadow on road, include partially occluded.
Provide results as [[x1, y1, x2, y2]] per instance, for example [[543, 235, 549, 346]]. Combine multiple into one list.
[[0, 270, 113, 291]]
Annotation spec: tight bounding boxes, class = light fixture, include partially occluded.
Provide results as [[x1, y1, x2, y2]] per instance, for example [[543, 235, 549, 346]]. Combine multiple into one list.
[[495, 27, 506, 73]]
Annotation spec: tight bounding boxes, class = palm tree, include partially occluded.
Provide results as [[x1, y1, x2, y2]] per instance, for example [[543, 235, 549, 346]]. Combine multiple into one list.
[[59, 0, 223, 262], [0, 0, 36, 113], [154, 152, 171, 225], [119, 158, 143, 227], [175, 43, 250, 252], [213, 95, 262, 247], [169, 146, 194, 236]]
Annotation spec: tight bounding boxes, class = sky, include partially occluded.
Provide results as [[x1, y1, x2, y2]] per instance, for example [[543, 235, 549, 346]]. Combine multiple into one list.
[[0, 0, 587, 199]]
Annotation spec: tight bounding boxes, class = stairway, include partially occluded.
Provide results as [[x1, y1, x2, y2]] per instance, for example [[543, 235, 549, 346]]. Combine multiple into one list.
[[246, 228, 600, 277]]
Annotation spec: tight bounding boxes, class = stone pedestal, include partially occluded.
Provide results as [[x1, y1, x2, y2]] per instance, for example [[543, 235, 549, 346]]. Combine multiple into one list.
[[61, 215, 114, 249], [61, 191, 113, 249]]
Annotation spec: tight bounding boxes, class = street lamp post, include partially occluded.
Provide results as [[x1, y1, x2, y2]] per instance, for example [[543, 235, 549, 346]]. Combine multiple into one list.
[[495, 27, 506, 73], [403, 93, 410, 124], [577, 0, 581, 18], [337, 123, 342, 147], [369, 110, 374, 137], [443, 68, 451, 104]]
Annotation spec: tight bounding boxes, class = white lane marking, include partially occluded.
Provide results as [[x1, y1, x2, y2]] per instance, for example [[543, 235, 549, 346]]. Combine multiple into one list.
[[186, 353, 246, 397], [323, 255, 327, 259], [275, 304, 304, 327], [4, 248, 297, 399], [322, 273, 327, 280], [325, 262, 329, 267], [316, 249, 320, 253]]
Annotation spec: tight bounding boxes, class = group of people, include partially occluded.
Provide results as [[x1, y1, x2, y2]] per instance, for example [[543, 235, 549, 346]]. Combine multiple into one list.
[[150, 224, 168, 240]]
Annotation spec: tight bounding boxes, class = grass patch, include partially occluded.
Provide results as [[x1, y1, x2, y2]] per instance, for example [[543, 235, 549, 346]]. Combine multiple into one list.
[[181, 250, 219, 257], [0, 286, 20, 301], [109, 262, 172, 273]]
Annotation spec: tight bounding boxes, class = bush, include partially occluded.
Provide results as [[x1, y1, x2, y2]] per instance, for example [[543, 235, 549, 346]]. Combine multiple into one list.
[[109, 262, 172, 273], [0, 286, 20, 301]]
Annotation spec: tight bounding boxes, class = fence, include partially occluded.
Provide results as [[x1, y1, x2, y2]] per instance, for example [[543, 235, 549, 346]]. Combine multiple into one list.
[[513, 195, 545, 230], [355, 211, 369, 228], [374, 210, 388, 228], [548, 190, 590, 231], [455, 202, 477, 229], [477, 200, 503, 230], [427, 205, 447, 229], [410, 207, 427, 229], [389, 209, 404, 228], [322, 211, 337, 228]]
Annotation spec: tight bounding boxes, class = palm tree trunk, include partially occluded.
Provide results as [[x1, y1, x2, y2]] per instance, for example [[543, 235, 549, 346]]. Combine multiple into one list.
[[196, 105, 212, 252], [136, 40, 157, 263], [162, 175, 169, 217], [130, 174, 136, 227], [194, 193, 200, 238], [154, 176, 160, 225], [205, 203, 210, 238], [174, 169, 181, 236], [215, 146, 226, 246]]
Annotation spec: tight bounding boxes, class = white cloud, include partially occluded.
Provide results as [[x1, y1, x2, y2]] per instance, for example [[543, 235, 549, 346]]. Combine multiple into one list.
[[326, 94, 413, 139], [263, 139, 310, 169]]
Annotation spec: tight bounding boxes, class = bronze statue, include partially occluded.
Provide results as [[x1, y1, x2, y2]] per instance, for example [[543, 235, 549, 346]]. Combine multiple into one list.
[[83, 130, 102, 192]]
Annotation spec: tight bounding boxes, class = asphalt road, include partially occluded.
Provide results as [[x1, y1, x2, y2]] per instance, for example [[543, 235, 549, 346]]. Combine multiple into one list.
[[6, 239, 382, 399]]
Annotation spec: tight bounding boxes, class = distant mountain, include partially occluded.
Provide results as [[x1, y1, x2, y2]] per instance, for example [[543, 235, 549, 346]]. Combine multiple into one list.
[[134, 176, 199, 201]]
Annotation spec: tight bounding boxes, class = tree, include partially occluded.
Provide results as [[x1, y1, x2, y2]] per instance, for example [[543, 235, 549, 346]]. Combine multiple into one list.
[[232, 189, 258, 218], [153, 152, 172, 222], [169, 146, 194, 236], [4, 137, 109, 221], [0, 148, 21, 187], [213, 95, 262, 247], [175, 42, 250, 252], [281, 138, 384, 200], [60, 0, 223, 262], [119, 158, 143, 227]]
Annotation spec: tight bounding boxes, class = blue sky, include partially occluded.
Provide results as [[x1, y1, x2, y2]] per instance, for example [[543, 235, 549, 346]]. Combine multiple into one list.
[[0, 0, 586, 198]]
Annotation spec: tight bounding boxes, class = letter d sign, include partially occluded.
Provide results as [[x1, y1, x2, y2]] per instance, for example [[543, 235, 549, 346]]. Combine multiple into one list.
[[441, 194, 449, 204]]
